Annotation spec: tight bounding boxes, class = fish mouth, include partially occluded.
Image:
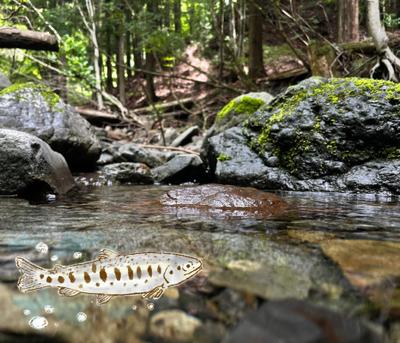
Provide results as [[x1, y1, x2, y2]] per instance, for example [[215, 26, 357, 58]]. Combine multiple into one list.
[[183, 264, 202, 278]]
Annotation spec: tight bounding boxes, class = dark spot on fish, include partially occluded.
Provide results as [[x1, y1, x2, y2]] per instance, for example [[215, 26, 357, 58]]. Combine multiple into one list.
[[84, 272, 91, 283], [145, 279, 148, 284], [68, 272, 76, 283], [110, 282, 114, 286], [157, 265, 162, 274], [40, 274, 44, 279], [114, 267, 121, 281], [100, 268, 107, 282], [137, 266, 142, 279], [177, 266, 181, 270], [147, 265, 152, 277], [96, 283, 100, 287], [123, 282, 126, 286], [46, 276, 52, 283], [92, 263, 97, 273], [79, 284, 83, 289], [58, 276, 65, 283], [134, 284, 138, 287], [127, 266, 134, 280], [169, 270, 173, 275]]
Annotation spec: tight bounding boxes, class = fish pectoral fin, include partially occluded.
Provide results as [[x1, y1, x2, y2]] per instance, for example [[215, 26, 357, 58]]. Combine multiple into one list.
[[58, 287, 80, 297], [142, 285, 165, 300], [96, 294, 113, 305], [97, 249, 119, 260]]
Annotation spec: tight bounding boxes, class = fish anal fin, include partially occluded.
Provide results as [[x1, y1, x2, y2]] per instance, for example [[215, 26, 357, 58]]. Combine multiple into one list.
[[142, 285, 165, 300], [96, 294, 113, 305], [58, 287, 80, 297], [98, 249, 119, 260]]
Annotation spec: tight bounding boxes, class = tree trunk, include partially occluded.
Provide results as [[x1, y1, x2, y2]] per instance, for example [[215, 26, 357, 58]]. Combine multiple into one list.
[[173, 0, 181, 33], [248, 1, 265, 79], [218, 0, 225, 80], [117, 21, 126, 105], [337, 0, 360, 43], [367, 0, 400, 81], [126, 11, 132, 79], [0, 27, 59, 51], [164, 0, 171, 29], [105, 27, 113, 92]]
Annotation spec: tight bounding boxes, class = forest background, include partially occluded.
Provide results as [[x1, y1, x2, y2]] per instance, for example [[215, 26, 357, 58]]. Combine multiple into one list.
[[1, 0, 400, 134]]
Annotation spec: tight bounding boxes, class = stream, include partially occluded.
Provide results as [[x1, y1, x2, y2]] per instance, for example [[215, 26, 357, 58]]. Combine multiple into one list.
[[0, 183, 399, 342]]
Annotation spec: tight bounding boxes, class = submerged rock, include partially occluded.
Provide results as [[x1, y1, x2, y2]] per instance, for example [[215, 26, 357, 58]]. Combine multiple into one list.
[[0, 129, 75, 197], [149, 310, 202, 343], [0, 83, 101, 170], [321, 239, 400, 314], [160, 184, 287, 218], [225, 299, 381, 343], [204, 77, 400, 194], [101, 162, 153, 184]]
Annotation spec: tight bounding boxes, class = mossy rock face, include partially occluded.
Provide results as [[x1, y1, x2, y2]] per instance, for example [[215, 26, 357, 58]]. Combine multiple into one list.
[[0, 83, 101, 170], [246, 77, 400, 179], [214, 92, 274, 134], [204, 77, 400, 194]]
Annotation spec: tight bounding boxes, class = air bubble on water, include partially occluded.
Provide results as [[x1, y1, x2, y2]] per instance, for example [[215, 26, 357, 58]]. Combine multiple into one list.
[[23, 309, 31, 316], [46, 194, 56, 202], [44, 305, 54, 314], [35, 242, 48, 254], [73, 251, 82, 259], [50, 255, 58, 262], [28, 316, 48, 330], [146, 302, 154, 311], [131, 305, 137, 311], [76, 312, 87, 322]]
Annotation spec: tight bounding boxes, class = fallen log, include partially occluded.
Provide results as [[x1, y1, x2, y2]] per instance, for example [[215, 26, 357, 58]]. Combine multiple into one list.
[[0, 27, 59, 51], [75, 107, 119, 122], [131, 97, 195, 115]]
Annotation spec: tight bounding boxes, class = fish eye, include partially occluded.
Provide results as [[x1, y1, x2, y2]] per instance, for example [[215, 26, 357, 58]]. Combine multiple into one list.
[[186, 264, 191, 268]]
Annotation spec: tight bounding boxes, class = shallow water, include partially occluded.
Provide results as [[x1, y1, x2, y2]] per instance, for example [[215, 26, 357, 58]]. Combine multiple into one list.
[[0, 184, 399, 342]]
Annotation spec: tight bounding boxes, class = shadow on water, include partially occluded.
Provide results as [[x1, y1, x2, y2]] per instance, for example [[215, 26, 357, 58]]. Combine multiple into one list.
[[0, 184, 399, 342]]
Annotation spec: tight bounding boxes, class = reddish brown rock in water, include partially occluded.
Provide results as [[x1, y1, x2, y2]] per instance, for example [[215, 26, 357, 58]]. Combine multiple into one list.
[[160, 184, 287, 218]]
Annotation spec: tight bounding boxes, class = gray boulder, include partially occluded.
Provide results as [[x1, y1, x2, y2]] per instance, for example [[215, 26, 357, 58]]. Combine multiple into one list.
[[0, 83, 101, 170], [151, 154, 205, 184], [101, 162, 153, 184], [204, 77, 400, 194], [0, 129, 75, 197]]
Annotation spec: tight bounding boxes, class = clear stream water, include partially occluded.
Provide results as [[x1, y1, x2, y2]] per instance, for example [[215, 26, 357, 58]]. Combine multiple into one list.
[[0, 184, 399, 341]]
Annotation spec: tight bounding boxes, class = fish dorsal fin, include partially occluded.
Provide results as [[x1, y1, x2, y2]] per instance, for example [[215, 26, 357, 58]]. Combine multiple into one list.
[[52, 264, 64, 273], [96, 294, 113, 305], [58, 287, 80, 297], [98, 249, 119, 260]]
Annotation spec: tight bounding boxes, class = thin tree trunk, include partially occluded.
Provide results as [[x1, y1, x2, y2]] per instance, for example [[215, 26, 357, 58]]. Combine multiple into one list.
[[164, 0, 170, 28], [337, 0, 359, 43], [126, 11, 132, 79], [117, 20, 126, 105], [173, 0, 181, 33], [105, 27, 113, 92], [218, 0, 225, 80], [248, 0, 265, 79]]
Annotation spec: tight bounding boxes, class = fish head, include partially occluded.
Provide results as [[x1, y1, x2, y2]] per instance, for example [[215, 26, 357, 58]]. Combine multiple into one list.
[[163, 254, 202, 286]]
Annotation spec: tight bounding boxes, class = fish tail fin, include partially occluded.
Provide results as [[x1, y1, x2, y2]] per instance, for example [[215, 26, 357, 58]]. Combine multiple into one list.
[[15, 256, 47, 293]]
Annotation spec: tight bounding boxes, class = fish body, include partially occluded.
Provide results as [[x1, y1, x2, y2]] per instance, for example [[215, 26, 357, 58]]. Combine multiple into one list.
[[15, 249, 202, 304]]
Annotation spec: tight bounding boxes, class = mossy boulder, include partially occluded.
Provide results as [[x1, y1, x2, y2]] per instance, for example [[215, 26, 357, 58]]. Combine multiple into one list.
[[204, 77, 400, 194], [0, 83, 101, 170], [212, 92, 274, 136]]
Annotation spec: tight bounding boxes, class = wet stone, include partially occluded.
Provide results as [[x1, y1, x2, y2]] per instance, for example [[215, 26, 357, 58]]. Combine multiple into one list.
[[101, 162, 154, 185], [225, 299, 382, 343]]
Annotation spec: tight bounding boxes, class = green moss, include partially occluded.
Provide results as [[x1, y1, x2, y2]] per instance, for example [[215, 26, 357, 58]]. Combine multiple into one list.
[[0, 82, 61, 109], [257, 77, 400, 150], [217, 153, 232, 162], [217, 96, 265, 122]]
